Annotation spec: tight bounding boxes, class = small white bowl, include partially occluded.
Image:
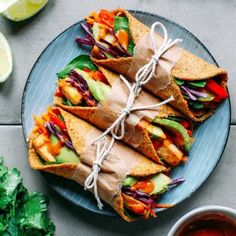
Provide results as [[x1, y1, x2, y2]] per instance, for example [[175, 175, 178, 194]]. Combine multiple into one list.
[[168, 205, 236, 236]]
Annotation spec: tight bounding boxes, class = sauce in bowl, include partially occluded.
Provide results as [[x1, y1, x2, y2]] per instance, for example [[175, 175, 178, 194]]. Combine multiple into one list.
[[178, 213, 236, 236]]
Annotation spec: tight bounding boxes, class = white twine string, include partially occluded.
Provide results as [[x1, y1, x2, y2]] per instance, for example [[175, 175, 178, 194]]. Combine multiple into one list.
[[84, 136, 115, 209], [84, 22, 182, 209]]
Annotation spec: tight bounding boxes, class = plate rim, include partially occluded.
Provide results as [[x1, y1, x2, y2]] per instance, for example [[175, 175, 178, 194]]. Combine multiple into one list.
[[21, 10, 231, 217]]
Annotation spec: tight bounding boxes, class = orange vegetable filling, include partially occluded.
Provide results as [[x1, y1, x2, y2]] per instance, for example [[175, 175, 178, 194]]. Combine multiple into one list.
[[132, 181, 155, 194], [34, 108, 69, 158]]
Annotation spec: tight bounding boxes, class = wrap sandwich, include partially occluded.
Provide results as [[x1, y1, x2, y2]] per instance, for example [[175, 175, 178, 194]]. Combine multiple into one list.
[[54, 55, 193, 166], [29, 107, 183, 221], [76, 9, 228, 122]]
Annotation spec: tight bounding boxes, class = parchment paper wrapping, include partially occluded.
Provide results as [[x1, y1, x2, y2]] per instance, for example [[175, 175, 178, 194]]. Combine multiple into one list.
[[90, 76, 161, 147], [72, 128, 139, 204], [127, 32, 182, 94]]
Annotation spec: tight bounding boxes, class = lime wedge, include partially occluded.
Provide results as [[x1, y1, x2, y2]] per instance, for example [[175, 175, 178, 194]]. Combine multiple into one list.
[[2, 0, 48, 22], [0, 0, 18, 13], [0, 32, 13, 83]]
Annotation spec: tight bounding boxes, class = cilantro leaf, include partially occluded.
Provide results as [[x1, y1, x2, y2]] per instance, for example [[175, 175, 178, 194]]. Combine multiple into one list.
[[0, 157, 55, 235]]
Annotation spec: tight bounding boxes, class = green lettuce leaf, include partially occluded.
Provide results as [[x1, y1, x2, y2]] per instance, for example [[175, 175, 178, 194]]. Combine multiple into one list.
[[189, 81, 206, 88], [114, 16, 135, 55], [174, 78, 184, 86], [114, 16, 129, 33], [57, 55, 98, 78], [128, 39, 135, 55]]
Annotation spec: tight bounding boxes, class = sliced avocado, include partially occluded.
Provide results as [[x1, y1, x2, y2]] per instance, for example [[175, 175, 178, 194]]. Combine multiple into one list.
[[92, 23, 100, 41], [198, 92, 214, 102], [146, 124, 166, 140], [75, 69, 111, 102], [122, 176, 137, 187], [150, 173, 172, 195], [92, 23, 113, 58], [50, 135, 79, 164], [152, 118, 192, 152]]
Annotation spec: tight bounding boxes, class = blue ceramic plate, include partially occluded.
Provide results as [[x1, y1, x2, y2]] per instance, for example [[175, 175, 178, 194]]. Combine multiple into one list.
[[21, 10, 231, 217]]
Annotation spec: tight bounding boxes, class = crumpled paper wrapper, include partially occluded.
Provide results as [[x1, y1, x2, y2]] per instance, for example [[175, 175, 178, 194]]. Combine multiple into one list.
[[127, 32, 182, 94], [72, 128, 140, 204]]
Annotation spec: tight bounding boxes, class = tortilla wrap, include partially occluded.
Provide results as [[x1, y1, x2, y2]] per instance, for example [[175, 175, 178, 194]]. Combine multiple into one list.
[[54, 66, 191, 166], [29, 108, 168, 222], [91, 9, 228, 122]]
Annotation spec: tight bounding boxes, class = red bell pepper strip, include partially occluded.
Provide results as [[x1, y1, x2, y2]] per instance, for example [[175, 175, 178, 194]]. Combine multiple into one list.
[[180, 120, 189, 129], [152, 140, 160, 151], [90, 70, 109, 84], [83, 68, 91, 73], [49, 113, 66, 131], [206, 79, 228, 100], [54, 88, 63, 97], [98, 10, 115, 28]]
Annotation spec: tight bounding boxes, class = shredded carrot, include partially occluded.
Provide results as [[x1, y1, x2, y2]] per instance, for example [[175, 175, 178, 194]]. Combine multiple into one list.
[[156, 203, 174, 208], [150, 210, 157, 218], [91, 11, 99, 21], [116, 29, 129, 50], [86, 17, 95, 25], [182, 156, 188, 162], [48, 141, 62, 156], [42, 114, 50, 122], [33, 116, 48, 135], [32, 126, 39, 133]]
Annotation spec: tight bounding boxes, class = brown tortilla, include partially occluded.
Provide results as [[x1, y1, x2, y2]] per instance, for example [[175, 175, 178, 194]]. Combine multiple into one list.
[[91, 9, 228, 122], [29, 108, 168, 222], [54, 66, 188, 166]]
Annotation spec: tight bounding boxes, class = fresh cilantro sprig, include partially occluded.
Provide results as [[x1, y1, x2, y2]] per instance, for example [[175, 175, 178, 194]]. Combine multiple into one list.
[[0, 157, 55, 236]]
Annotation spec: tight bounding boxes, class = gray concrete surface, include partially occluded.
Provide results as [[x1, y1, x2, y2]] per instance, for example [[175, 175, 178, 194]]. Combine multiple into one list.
[[0, 0, 235, 235]]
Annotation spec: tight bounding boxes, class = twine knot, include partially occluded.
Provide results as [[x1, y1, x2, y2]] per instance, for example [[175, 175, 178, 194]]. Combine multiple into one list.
[[121, 108, 131, 116]]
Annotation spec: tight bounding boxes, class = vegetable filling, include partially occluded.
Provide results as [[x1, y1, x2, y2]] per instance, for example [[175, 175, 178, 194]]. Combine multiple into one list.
[[33, 107, 80, 164], [147, 117, 193, 165], [55, 55, 110, 107], [174, 77, 228, 112], [76, 9, 135, 59], [121, 173, 184, 219], [55, 56, 193, 166]]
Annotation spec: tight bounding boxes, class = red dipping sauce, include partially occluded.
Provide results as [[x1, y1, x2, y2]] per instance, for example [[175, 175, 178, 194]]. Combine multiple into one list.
[[178, 214, 236, 236]]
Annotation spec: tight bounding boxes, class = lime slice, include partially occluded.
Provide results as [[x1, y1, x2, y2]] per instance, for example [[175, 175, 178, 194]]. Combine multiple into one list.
[[0, 32, 13, 83], [0, 0, 18, 13], [2, 0, 48, 22]]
